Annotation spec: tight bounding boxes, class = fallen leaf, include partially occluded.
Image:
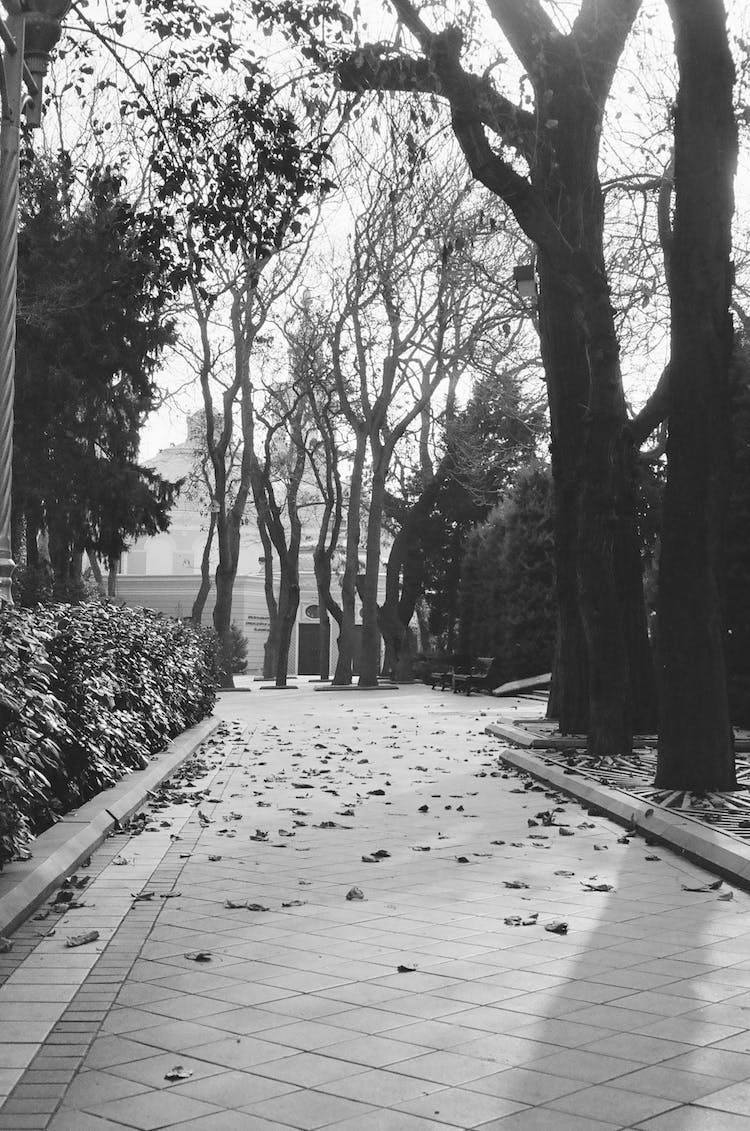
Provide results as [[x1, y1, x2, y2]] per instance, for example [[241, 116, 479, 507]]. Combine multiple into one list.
[[644, 854, 660, 861], [164, 1066, 193, 1081], [185, 952, 212, 962], [411, 845, 431, 852], [554, 870, 575, 877], [346, 886, 365, 901], [397, 964, 417, 973], [0, 936, 12, 953], [593, 845, 609, 852], [503, 881, 530, 889], [681, 879, 723, 892], [282, 900, 306, 908], [361, 855, 378, 863], [132, 890, 155, 902], [718, 890, 734, 901], [418, 804, 429, 813], [65, 930, 100, 948], [544, 920, 569, 934], [371, 849, 391, 859], [582, 882, 614, 892], [559, 827, 575, 837], [504, 913, 539, 927], [208, 855, 222, 862]]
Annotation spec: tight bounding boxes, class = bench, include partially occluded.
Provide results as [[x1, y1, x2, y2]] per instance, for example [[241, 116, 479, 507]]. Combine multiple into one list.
[[453, 656, 504, 696], [430, 653, 471, 691]]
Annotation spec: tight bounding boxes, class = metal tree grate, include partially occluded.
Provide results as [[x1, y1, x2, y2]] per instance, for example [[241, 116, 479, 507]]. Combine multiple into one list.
[[514, 746, 750, 845]]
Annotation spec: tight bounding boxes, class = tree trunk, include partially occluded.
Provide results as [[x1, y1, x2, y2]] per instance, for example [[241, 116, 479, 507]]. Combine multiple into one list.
[[275, 565, 300, 687], [359, 455, 387, 687], [656, 0, 736, 789], [317, 608, 331, 680], [191, 513, 216, 625], [107, 560, 118, 598], [213, 514, 240, 688], [333, 430, 366, 686], [532, 76, 656, 750], [380, 470, 446, 681], [86, 551, 106, 595], [537, 268, 590, 732]]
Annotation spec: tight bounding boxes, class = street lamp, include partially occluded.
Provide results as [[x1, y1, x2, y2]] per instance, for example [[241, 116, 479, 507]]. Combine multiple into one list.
[[0, 0, 71, 604], [513, 262, 538, 304]]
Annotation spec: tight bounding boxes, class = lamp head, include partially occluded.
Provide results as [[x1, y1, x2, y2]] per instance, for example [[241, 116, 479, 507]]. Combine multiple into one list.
[[20, 0, 72, 127]]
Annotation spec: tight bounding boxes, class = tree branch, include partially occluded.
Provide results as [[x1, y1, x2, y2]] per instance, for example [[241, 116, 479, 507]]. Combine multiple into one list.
[[629, 363, 671, 447], [337, 46, 536, 159], [484, 0, 561, 83]]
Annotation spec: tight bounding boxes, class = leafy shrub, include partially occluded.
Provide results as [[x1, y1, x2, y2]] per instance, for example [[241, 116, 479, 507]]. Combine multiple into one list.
[[229, 623, 248, 673], [0, 600, 217, 868]]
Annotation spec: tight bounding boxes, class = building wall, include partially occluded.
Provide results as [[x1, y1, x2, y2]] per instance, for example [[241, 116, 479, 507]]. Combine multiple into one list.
[[121, 414, 383, 677], [114, 571, 337, 677]]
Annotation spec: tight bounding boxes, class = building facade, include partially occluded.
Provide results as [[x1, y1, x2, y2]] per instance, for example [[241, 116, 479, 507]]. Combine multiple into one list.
[[116, 414, 379, 676]]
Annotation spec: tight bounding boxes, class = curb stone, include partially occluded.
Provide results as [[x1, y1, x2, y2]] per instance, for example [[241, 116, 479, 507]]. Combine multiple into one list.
[[487, 735, 750, 892], [0, 715, 220, 937]]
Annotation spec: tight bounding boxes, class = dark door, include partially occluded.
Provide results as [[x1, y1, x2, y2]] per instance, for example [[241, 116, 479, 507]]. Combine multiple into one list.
[[298, 622, 329, 676]]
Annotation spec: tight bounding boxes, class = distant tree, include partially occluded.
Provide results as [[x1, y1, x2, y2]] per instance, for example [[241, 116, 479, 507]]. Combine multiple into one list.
[[457, 463, 555, 680], [12, 155, 177, 587], [422, 368, 544, 650]]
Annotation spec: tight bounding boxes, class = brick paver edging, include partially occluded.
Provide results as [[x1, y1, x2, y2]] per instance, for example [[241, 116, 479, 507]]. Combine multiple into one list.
[[0, 716, 220, 938], [487, 737, 750, 892]]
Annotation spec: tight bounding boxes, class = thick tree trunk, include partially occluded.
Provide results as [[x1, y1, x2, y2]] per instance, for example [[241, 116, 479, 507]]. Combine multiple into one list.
[[656, 0, 736, 789], [359, 458, 387, 687], [107, 561, 118, 598], [536, 268, 590, 733], [534, 83, 656, 751]]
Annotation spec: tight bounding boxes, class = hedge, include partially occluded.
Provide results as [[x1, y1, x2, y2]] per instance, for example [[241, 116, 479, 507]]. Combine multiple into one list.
[[0, 600, 218, 868]]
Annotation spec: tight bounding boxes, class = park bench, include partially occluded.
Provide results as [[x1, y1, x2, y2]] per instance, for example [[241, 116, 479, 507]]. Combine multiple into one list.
[[452, 656, 504, 696], [430, 653, 472, 691]]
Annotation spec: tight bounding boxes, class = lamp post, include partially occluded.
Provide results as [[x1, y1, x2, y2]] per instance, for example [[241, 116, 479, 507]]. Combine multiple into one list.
[[0, 0, 70, 604]]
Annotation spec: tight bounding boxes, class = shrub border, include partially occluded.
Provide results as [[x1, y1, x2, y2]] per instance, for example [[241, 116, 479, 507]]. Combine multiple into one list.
[[0, 715, 219, 937]]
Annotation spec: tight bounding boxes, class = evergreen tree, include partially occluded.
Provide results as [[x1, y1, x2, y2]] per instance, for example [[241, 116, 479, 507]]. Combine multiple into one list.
[[457, 464, 555, 681], [12, 155, 178, 588], [423, 369, 544, 649]]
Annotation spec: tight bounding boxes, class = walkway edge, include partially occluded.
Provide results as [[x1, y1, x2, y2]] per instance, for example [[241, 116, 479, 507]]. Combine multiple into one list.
[[0, 715, 221, 937], [486, 733, 750, 890]]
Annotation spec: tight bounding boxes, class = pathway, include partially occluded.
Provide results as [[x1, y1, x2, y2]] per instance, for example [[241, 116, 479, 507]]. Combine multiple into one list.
[[2, 684, 750, 1130]]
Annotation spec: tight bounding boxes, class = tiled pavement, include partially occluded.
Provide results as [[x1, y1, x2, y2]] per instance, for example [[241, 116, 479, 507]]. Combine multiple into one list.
[[3, 685, 750, 1130]]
